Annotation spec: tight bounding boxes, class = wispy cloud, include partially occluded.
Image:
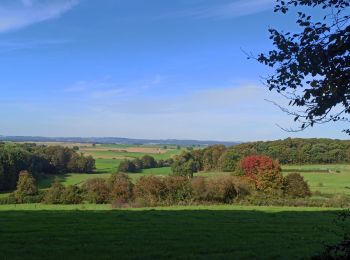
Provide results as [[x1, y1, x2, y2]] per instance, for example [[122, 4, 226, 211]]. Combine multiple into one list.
[[166, 0, 274, 20], [0, 0, 80, 33], [64, 74, 163, 99], [0, 38, 70, 53]]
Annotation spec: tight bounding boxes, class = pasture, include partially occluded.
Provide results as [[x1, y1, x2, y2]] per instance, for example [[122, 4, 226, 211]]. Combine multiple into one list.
[[26, 143, 350, 199], [0, 204, 343, 259], [195, 165, 350, 197]]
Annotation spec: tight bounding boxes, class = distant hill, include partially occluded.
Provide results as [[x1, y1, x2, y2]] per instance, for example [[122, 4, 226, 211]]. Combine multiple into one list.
[[0, 135, 240, 147]]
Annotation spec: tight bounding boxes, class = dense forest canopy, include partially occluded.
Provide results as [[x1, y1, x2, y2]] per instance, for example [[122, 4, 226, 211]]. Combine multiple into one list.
[[0, 142, 95, 191], [172, 138, 350, 177], [231, 138, 350, 164]]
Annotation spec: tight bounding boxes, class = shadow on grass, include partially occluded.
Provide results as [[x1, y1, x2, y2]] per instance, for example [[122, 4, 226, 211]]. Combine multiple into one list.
[[0, 208, 343, 259], [37, 174, 68, 189]]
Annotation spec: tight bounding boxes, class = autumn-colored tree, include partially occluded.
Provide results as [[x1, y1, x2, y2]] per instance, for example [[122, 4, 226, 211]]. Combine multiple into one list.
[[163, 176, 193, 205], [239, 155, 283, 193], [206, 176, 238, 203], [83, 178, 110, 204], [14, 171, 38, 203], [134, 176, 167, 206], [43, 177, 65, 204], [61, 185, 83, 204], [109, 173, 134, 203]]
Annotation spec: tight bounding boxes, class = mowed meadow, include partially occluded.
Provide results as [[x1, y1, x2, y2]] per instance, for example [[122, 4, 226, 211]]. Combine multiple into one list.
[[0, 205, 345, 259], [1, 141, 350, 259]]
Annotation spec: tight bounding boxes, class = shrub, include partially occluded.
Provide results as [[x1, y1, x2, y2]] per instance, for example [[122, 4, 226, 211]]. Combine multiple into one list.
[[141, 155, 157, 169], [163, 158, 174, 167], [43, 177, 65, 204], [191, 176, 252, 203], [132, 158, 144, 171], [283, 173, 311, 198], [14, 171, 38, 203], [118, 160, 137, 173], [206, 176, 238, 203], [191, 177, 209, 201], [172, 158, 197, 178], [157, 159, 165, 168], [238, 155, 283, 194], [109, 173, 134, 203], [134, 176, 166, 206], [83, 178, 110, 204], [61, 185, 83, 204], [218, 150, 240, 172], [313, 190, 322, 196], [232, 177, 255, 198], [163, 176, 193, 205], [67, 154, 95, 173]]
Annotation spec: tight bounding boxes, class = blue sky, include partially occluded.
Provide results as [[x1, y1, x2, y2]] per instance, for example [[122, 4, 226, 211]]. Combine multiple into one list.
[[0, 0, 347, 141]]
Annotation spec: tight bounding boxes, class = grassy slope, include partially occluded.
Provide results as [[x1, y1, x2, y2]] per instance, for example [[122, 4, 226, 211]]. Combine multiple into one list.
[[0, 204, 342, 259]]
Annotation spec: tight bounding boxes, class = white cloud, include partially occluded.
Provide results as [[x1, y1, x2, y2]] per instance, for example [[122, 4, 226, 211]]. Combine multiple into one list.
[[0, 0, 80, 33]]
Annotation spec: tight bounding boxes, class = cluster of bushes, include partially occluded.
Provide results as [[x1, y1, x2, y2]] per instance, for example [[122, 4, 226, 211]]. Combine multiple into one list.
[[171, 145, 235, 177], [79, 174, 253, 207], [118, 155, 173, 173], [0, 171, 84, 205], [172, 152, 312, 196], [0, 143, 95, 191]]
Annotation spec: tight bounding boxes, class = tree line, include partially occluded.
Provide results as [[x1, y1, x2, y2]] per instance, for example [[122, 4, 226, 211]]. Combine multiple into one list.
[[118, 155, 174, 173], [2, 156, 311, 206], [171, 138, 350, 178], [231, 138, 350, 164], [0, 142, 95, 191]]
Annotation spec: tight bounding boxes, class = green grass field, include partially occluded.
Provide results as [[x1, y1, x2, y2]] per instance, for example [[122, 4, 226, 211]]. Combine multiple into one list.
[[2, 144, 350, 259], [0, 204, 343, 259], [282, 165, 350, 196], [194, 165, 350, 197]]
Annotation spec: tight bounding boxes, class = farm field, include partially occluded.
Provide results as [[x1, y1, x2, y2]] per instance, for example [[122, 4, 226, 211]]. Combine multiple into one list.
[[80, 144, 181, 161], [0, 204, 343, 259]]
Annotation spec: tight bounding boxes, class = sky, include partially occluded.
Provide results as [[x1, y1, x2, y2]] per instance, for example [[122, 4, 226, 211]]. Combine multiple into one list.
[[0, 0, 348, 141]]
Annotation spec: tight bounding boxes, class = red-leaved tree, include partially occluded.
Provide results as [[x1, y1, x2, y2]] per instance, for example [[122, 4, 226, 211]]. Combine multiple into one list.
[[238, 155, 283, 193]]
